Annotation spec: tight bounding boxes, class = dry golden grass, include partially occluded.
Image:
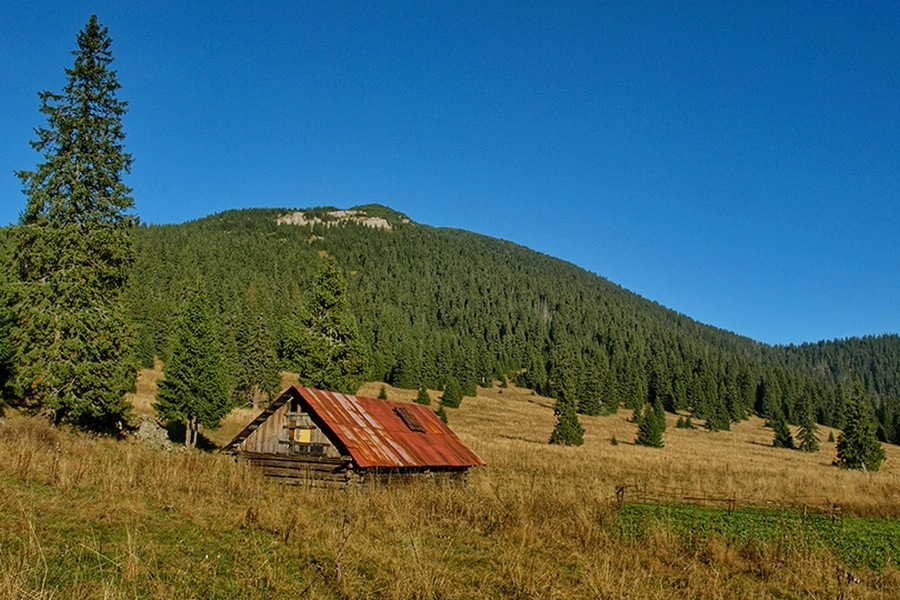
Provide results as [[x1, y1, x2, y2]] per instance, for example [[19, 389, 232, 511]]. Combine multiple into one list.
[[125, 358, 163, 417], [2, 372, 898, 598], [450, 382, 900, 518]]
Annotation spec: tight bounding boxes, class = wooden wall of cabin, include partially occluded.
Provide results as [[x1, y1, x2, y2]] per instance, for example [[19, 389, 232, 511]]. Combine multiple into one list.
[[239, 397, 340, 458], [238, 452, 472, 489], [239, 452, 356, 488]]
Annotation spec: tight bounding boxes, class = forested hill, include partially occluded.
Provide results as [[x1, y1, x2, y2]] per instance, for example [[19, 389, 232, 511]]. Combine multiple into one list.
[[90, 204, 899, 442]]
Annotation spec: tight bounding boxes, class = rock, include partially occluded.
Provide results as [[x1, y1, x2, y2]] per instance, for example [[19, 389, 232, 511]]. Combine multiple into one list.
[[135, 416, 173, 452]]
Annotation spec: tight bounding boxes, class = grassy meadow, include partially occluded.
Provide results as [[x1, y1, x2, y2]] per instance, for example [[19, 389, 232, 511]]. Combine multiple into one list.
[[1, 368, 899, 598]]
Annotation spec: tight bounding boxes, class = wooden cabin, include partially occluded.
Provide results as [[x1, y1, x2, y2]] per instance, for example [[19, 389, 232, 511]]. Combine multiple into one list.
[[224, 386, 485, 487]]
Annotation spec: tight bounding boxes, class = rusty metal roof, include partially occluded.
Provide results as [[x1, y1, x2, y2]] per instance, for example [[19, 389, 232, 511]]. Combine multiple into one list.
[[294, 387, 485, 469]]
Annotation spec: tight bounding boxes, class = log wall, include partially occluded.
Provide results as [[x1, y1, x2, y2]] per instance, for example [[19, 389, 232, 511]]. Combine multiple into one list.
[[238, 452, 471, 488]]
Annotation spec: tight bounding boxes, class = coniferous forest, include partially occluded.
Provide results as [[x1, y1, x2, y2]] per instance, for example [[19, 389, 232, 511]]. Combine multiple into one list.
[[13, 204, 882, 444]]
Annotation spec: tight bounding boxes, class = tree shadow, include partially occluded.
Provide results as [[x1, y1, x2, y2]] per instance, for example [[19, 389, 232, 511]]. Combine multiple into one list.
[[164, 421, 218, 451]]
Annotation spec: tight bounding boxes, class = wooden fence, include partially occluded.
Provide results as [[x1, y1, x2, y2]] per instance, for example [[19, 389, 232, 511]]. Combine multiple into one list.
[[614, 483, 844, 523]]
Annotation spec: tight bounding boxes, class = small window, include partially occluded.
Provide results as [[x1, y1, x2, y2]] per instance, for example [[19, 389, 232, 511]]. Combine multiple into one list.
[[296, 443, 325, 456], [394, 405, 426, 432]]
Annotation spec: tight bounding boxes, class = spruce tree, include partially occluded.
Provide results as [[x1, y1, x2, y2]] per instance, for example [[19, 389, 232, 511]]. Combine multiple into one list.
[[704, 400, 732, 432], [772, 413, 795, 449], [548, 345, 579, 411], [635, 400, 665, 448], [796, 400, 820, 453], [441, 376, 463, 409], [0, 267, 14, 409], [547, 344, 586, 445], [10, 15, 136, 431], [415, 386, 431, 406], [282, 256, 368, 394], [836, 378, 886, 471], [549, 395, 585, 446], [577, 368, 604, 416], [155, 288, 231, 448], [232, 314, 280, 409]]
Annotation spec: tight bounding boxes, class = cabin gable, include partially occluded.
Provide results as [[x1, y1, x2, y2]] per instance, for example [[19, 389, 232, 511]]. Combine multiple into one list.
[[240, 395, 343, 459]]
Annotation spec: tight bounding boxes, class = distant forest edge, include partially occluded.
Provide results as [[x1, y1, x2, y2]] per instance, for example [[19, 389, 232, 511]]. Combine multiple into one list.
[[2, 204, 899, 442]]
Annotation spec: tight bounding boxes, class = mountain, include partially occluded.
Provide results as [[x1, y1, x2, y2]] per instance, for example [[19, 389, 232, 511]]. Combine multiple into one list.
[[2, 204, 897, 441]]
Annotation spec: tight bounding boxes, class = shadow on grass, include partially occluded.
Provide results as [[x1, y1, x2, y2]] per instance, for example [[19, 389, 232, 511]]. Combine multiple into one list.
[[164, 421, 219, 451]]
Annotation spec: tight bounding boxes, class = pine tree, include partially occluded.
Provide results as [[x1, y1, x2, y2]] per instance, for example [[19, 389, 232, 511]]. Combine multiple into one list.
[[441, 376, 463, 409], [155, 288, 231, 448], [282, 256, 368, 394], [377, 385, 388, 400], [10, 15, 136, 431], [836, 378, 886, 471], [772, 413, 795, 449], [635, 400, 665, 448], [415, 387, 431, 406]]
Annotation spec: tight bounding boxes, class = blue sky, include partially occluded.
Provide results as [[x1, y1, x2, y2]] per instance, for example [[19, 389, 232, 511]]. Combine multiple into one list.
[[2, 2, 898, 346]]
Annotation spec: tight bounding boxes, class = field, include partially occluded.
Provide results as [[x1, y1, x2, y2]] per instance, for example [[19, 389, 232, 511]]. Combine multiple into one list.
[[1, 370, 899, 598]]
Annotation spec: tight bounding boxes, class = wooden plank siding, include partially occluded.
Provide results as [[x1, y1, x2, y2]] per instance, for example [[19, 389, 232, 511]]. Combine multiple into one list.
[[238, 452, 470, 488], [239, 452, 358, 488], [240, 400, 341, 458]]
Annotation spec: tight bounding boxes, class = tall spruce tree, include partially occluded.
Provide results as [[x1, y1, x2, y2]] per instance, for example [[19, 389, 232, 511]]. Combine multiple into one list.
[[282, 256, 367, 394], [155, 288, 231, 448], [796, 398, 820, 453], [548, 347, 585, 446], [0, 266, 15, 409], [232, 314, 280, 409], [577, 367, 604, 416], [10, 15, 136, 431], [836, 378, 886, 471]]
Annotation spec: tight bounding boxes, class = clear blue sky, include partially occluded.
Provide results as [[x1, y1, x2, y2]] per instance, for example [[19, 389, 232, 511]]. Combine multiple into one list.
[[2, 2, 898, 346]]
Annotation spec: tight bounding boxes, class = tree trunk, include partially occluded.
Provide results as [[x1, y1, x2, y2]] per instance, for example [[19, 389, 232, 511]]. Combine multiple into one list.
[[185, 418, 197, 449]]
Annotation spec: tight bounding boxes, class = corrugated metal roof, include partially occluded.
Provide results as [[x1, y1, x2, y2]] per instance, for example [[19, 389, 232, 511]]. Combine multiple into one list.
[[295, 387, 485, 469]]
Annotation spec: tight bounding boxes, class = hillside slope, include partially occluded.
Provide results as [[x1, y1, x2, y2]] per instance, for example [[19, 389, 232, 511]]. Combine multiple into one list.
[[121, 205, 900, 440]]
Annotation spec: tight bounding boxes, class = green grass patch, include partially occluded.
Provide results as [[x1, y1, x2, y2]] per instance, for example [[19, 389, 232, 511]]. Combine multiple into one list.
[[617, 502, 899, 570]]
